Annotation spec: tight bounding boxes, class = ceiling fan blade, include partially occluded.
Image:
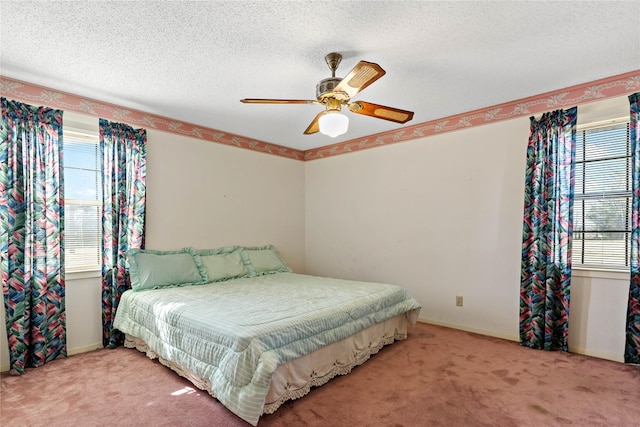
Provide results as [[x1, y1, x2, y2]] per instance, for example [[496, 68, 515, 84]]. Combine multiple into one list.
[[333, 61, 386, 99], [240, 98, 318, 104], [303, 111, 323, 135], [348, 101, 414, 124]]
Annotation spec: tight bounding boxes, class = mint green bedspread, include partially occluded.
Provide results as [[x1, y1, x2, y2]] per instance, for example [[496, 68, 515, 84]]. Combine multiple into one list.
[[113, 273, 421, 425]]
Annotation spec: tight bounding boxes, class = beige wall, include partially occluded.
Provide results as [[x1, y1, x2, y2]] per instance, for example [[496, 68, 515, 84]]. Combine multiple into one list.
[[305, 95, 632, 362], [0, 95, 633, 370], [1, 111, 306, 370], [143, 128, 306, 270], [305, 115, 528, 340]]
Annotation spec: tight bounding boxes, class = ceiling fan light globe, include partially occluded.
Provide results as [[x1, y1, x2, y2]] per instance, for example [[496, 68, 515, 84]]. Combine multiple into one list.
[[319, 112, 349, 137]]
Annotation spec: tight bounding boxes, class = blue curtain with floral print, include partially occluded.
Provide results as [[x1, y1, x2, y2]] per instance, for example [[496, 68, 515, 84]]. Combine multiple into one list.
[[0, 98, 66, 375], [100, 119, 146, 348], [520, 106, 577, 352], [626, 92, 640, 364]]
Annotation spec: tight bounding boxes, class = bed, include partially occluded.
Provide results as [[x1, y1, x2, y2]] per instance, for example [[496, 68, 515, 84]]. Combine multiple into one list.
[[113, 246, 421, 425]]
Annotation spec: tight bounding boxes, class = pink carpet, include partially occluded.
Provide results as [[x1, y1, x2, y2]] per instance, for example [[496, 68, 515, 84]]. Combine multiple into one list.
[[1, 322, 638, 426]]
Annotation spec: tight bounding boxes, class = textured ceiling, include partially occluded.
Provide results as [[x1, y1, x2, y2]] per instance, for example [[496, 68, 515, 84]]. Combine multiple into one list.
[[1, 1, 639, 151]]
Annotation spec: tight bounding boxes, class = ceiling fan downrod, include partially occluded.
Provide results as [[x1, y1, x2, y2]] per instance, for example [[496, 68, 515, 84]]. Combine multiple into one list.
[[317, 52, 345, 101], [325, 52, 342, 77]]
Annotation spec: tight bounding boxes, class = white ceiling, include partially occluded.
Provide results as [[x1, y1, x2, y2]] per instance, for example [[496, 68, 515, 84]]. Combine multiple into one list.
[[2, 1, 639, 151]]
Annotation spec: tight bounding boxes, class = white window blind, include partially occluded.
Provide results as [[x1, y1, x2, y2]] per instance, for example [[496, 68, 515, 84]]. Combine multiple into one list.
[[64, 129, 102, 271], [573, 121, 631, 270]]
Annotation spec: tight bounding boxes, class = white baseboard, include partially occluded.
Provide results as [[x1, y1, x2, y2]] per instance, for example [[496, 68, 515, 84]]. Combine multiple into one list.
[[1, 342, 102, 373], [567, 345, 624, 363], [417, 317, 626, 363], [417, 317, 520, 342], [67, 342, 103, 356]]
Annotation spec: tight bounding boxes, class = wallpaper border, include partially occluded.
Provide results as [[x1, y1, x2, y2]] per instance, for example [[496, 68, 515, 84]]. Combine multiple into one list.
[[0, 76, 305, 161], [2, 70, 639, 162], [304, 69, 640, 160]]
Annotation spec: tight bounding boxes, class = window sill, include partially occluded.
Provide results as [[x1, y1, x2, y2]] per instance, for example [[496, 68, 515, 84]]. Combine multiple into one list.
[[67, 269, 101, 281], [572, 268, 629, 281]]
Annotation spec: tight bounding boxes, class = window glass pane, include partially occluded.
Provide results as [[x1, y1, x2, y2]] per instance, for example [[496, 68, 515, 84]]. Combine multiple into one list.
[[573, 231, 629, 269], [64, 168, 99, 200], [65, 204, 101, 270], [574, 197, 631, 233], [580, 158, 629, 194], [64, 140, 98, 169], [578, 125, 628, 161]]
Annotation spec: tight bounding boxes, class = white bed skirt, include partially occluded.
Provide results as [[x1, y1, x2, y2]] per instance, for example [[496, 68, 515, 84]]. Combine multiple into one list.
[[124, 313, 409, 416]]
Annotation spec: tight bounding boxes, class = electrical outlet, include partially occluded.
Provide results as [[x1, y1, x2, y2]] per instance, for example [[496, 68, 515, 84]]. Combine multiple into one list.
[[456, 296, 463, 307]]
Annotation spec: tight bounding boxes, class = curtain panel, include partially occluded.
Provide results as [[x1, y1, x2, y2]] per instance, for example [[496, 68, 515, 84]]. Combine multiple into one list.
[[520, 106, 577, 352], [100, 119, 146, 348], [627, 92, 640, 364], [0, 98, 66, 375]]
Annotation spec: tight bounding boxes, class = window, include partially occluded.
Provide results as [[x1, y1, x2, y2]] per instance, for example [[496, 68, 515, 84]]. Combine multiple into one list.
[[64, 129, 102, 271], [573, 120, 631, 270]]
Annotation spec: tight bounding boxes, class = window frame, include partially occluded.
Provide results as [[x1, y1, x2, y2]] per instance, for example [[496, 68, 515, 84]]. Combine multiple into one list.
[[63, 127, 102, 273], [572, 117, 631, 273]]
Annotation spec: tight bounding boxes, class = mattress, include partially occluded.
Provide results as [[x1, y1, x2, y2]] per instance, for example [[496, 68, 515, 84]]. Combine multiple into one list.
[[113, 272, 421, 425]]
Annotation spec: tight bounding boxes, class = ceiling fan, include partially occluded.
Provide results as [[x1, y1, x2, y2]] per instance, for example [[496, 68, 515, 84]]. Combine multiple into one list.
[[240, 52, 414, 137]]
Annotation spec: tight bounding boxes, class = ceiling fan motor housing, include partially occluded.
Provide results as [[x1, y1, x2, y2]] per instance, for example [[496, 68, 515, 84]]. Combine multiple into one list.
[[316, 77, 348, 102]]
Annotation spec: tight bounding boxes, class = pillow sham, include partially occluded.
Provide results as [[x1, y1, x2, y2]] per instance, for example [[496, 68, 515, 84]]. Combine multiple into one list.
[[195, 247, 252, 282], [127, 247, 208, 291], [241, 244, 291, 276]]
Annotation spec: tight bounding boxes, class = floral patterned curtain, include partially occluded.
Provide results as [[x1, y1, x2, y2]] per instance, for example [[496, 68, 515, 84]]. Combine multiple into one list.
[[627, 92, 640, 364], [520, 106, 577, 351], [100, 119, 146, 348], [0, 98, 66, 375]]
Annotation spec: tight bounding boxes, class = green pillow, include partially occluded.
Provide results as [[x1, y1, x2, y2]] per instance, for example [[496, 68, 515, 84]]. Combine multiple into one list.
[[196, 247, 252, 282], [242, 245, 291, 276], [127, 247, 208, 291]]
